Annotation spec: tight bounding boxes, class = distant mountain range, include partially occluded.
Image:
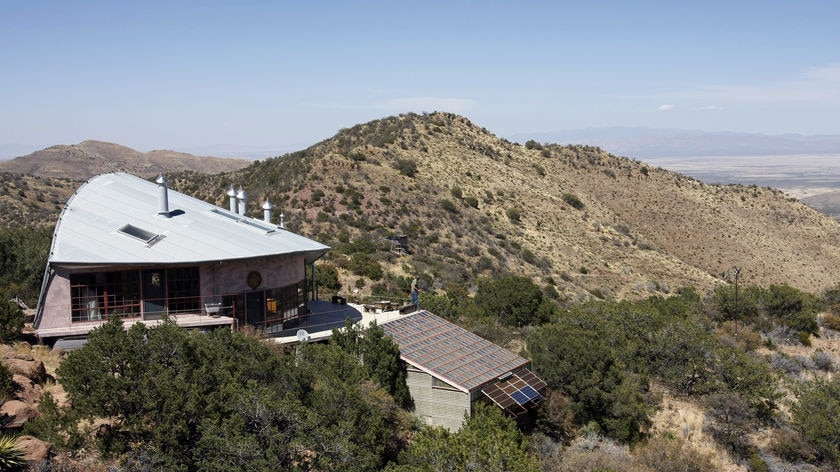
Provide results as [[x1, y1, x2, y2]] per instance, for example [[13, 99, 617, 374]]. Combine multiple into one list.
[[510, 128, 840, 158], [0, 140, 250, 180]]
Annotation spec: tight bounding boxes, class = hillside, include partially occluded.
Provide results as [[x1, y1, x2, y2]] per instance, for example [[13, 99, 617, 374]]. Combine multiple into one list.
[[157, 112, 840, 302], [0, 140, 250, 180], [802, 190, 840, 219]]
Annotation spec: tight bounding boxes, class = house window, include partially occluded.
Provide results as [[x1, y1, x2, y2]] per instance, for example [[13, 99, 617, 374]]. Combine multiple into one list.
[[432, 376, 459, 391], [70, 267, 200, 322], [239, 280, 307, 332], [70, 270, 141, 322], [167, 267, 200, 314]]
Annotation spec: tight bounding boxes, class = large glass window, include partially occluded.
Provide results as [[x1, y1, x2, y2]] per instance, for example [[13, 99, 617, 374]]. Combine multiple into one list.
[[70, 270, 141, 322], [70, 267, 200, 322], [237, 280, 306, 333], [167, 267, 200, 314]]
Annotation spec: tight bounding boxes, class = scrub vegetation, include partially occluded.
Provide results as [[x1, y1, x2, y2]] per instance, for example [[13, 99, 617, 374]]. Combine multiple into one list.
[[2, 112, 840, 470]]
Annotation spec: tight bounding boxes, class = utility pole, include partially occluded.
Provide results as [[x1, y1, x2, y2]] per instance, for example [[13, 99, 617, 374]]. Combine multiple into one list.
[[733, 267, 741, 336]]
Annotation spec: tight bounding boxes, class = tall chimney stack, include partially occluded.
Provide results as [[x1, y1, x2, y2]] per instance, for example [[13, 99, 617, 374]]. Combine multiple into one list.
[[236, 186, 248, 216], [156, 174, 170, 218]]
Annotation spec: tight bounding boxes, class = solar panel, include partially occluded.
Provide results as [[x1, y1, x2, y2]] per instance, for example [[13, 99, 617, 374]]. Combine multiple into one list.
[[510, 389, 530, 405], [520, 385, 541, 402]]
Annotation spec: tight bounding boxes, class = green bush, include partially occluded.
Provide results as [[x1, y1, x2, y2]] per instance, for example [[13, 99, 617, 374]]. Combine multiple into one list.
[[0, 363, 14, 403], [476, 275, 552, 327], [562, 193, 584, 210], [768, 427, 815, 464], [792, 378, 840, 467], [822, 313, 840, 331], [0, 289, 24, 344], [313, 264, 341, 293], [394, 158, 417, 177], [440, 199, 457, 213], [524, 139, 543, 150], [506, 207, 521, 222]]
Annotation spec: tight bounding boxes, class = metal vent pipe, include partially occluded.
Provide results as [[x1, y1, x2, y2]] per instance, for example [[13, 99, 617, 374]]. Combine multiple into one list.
[[156, 174, 170, 217], [236, 186, 248, 216], [226, 185, 237, 213]]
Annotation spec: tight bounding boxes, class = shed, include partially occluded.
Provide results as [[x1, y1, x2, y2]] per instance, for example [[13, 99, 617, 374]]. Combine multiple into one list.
[[381, 310, 546, 431]]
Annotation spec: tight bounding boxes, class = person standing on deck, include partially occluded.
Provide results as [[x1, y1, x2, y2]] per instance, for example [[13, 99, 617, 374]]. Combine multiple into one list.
[[410, 273, 422, 308]]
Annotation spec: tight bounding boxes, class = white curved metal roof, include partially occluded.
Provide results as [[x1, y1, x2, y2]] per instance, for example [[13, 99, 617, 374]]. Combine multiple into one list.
[[48, 172, 329, 266]]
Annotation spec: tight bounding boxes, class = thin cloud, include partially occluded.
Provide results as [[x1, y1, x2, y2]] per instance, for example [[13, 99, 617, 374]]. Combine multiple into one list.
[[657, 104, 675, 111], [617, 64, 840, 105], [376, 97, 476, 113], [699, 105, 724, 111], [686, 64, 840, 103]]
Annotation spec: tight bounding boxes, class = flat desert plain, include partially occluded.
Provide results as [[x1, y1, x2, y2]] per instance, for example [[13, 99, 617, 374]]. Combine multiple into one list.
[[644, 154, 840, 199]]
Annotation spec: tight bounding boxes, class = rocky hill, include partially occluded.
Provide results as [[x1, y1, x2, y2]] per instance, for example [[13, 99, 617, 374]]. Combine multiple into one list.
[[0, 140, 250, 180], [802, 190, 840, 219], [157, 112, 840, 302]]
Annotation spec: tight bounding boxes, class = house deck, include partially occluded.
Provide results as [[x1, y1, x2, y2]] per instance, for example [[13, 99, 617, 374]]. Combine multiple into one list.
[[273, 300, 413, 344]]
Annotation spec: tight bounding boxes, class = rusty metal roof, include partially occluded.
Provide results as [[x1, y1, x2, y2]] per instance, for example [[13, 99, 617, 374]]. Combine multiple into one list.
[[381, 310, 534, 393]]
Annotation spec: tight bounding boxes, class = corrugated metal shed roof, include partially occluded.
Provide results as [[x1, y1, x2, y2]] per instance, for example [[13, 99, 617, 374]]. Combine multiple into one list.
[[48, 173, 329, 265], [381, 310, 530, 393]]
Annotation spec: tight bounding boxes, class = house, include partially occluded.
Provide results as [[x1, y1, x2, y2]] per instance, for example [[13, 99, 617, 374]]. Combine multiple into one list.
[[34, 172, 329, 347], [380, 310, 546, 431]]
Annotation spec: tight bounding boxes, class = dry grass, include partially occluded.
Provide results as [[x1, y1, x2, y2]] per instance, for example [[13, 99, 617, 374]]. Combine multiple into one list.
[[649, 385, 743, 471]]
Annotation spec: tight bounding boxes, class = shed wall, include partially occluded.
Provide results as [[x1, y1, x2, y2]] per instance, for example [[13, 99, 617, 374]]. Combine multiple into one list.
[[406, 368, 471, 432]]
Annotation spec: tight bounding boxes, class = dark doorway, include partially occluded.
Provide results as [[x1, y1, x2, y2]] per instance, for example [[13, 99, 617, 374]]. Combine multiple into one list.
[[245, 290, 265, 326], [142, 269, 167, 319]]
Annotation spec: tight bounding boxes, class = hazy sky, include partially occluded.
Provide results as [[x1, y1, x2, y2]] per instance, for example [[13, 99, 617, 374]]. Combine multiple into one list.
[[2, 1, 838, 157]]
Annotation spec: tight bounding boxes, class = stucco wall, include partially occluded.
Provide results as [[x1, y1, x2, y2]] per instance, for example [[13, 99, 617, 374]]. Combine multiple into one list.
[[200, 254, 306, 300]]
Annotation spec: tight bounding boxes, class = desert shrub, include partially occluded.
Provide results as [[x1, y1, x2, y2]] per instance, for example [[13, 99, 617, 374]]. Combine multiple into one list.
[[716, 321, 762, 351], [463, 196, 479, 209], [0, 363, 14, 403], [529, 322, 653, 445], [822, 313, 840, 331], [391, 403, 540, 471], [524, 139, 543, 150], [703, 391, 752, 455], [476, 275, 553, 327], [712, 283, 760, 325], [506, 207, 521, 222], [812, 350, 836, 372], [746, 447, 769, 472], [0, 290, 24, 344], [562, 192, 584, 210], [765, 284, 819, 336], [348, 253, 384, 280], [536, 390, 576, 442], [791, 378, 840, 467], [769, 427, 816, 464], [393, 158, 417, 177], [634, 434, 716, 472], [440, 198, 457, 213], [449, 185, 462, 199], [770, 352, 802, 376], [313, 264, 341, 293]]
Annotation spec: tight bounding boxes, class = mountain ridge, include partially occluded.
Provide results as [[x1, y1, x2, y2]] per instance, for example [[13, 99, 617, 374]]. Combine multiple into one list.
[[0, 139, 250, 180], [511, 127, 840, 158], [162, 112, 840, 301], [4, 112, 839, 301]]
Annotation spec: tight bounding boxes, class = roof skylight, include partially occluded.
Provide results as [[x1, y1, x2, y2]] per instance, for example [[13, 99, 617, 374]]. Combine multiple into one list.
[[118, 224, 162, 245]]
